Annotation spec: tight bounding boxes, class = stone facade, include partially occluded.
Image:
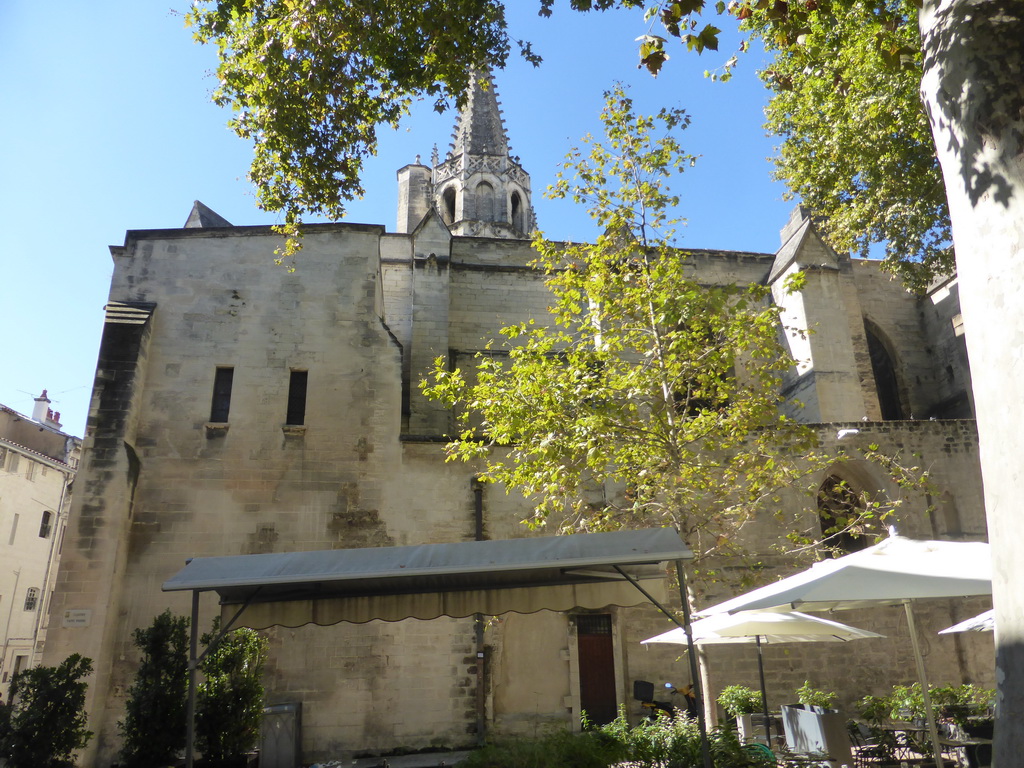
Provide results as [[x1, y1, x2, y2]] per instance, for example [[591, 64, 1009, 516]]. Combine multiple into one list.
[[0, 394, 80, 701], [43, 77, 989, 765]]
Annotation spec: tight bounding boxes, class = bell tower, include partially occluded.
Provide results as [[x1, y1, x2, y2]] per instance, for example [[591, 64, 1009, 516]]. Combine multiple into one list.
[[431, 72, 534, 239]]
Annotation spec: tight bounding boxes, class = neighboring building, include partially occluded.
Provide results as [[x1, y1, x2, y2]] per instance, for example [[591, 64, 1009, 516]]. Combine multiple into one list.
[[0, 392, 80, 700], [44, 75, 990, 765]]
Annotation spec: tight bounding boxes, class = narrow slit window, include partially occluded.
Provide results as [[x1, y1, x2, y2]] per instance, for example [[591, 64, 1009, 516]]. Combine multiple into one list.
[[209, 367, 235, 423], [286, 370, 308, 426]]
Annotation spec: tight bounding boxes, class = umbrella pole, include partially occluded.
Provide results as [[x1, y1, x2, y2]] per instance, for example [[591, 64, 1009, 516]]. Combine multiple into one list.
[[903, 600, 944, 768], [755, 635, 772, 746]]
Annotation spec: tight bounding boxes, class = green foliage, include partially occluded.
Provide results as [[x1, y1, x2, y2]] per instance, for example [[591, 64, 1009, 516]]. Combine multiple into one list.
[[460, 724, 625, 768], [743, 1, 951, 290], [119, 610, 190, 768], [0, 654, 93, 768], [854, 682, 995, 759], [856, 682, 995, 726], [187, 0, 532, 260], [717, 684, 763, 717], [195, 619, 268, 767], [461, 711, 773, 768], [423, 85, 828, 558], [186, 0, 954, 288], [796, 680, 837, 709]]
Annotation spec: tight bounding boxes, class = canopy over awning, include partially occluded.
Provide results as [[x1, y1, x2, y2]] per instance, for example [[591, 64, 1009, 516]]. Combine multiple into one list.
[[162, 527, 691, 629]]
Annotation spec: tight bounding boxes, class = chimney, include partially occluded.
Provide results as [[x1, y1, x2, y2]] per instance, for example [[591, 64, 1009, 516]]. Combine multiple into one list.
[[32, 390, 50, 423]]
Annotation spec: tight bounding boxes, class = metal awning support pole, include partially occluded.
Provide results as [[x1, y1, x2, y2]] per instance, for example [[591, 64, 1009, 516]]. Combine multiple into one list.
[[612, 563, 713, 768], [184, 590, 257, 768], [755, 635, 772, 745], [186, 589, 199, 768], [903, 599, 945, 768]]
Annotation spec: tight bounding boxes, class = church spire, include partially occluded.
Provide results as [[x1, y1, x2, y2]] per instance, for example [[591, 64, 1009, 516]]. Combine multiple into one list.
[[431, 71, 534, 239], [450, 71, 510, 158]]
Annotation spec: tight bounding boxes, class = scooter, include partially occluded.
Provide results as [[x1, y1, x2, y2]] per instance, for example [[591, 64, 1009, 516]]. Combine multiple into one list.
[[632, 680, 697, 720]]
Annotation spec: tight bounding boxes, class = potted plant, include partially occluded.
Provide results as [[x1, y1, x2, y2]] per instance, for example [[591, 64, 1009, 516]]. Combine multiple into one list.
[[781, 681, 853, 768], [717, 685, 764, 740], [796, 680, 839, 713]]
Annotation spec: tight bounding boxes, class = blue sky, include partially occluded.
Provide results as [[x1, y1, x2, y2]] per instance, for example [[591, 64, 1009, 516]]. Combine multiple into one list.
[[0, 2, 795, 438]]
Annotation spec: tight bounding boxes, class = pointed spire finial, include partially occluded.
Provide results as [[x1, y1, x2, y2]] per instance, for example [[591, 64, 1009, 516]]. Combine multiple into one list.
[[450, 70, 510, 157]]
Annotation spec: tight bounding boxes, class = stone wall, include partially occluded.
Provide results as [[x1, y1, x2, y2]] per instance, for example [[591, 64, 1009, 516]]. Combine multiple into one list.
[[44, 217, 992, 765]]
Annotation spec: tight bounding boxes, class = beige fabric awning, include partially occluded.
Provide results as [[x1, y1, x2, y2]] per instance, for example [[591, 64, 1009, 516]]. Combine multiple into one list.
[[162, 528, 690, 630]]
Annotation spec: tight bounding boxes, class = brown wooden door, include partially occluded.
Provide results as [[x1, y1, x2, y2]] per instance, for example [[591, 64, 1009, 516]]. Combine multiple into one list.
[[576, 614, 617, 725]]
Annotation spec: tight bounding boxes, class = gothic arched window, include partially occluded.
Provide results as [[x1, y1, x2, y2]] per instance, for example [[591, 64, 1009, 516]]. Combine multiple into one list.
[[475, 181, 495, 222], [511, 191, 523, 232], [864, 322, 904, 420], [442, 186, 457, 226]]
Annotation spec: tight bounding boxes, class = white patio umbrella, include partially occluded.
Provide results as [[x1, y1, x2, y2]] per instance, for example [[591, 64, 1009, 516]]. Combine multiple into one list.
[[939, 608, 994, 634], [698, 534, 992, 768], [643, 610, 884, 743]]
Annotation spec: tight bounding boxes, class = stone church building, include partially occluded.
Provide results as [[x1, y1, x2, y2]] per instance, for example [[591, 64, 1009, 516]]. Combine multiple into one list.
[[43, 76, 992, 765]]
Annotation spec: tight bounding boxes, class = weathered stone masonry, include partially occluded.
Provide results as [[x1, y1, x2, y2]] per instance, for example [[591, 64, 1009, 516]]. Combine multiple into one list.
[[44, 75, 989, 765]]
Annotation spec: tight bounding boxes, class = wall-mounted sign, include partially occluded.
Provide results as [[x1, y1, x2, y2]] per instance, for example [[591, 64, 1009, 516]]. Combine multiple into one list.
[[62, 609, 92, 628]]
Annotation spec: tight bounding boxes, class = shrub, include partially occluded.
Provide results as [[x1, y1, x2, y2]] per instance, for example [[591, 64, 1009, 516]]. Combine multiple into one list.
[[796, 680, 837, 709], [119, 610, 190, 767], [460, 710, 773, 768], [0, 654, 93, 768], [195, 619, 268, 768], [460, 725, 624, 768], [717, 685, 764, 718]]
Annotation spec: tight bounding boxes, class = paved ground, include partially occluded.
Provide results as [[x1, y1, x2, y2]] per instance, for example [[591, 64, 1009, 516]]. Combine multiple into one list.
[[312, 749, 472, 768]]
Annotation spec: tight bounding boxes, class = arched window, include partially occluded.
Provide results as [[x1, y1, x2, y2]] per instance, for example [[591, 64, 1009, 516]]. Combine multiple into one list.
[[23, 588, 39, 611], [39, 510, 52, 539], [864, 322, 904, 420], [476, 181, 495, 222], [817, 475, 869, 555], [442, 186, 457, 226], [511, 191, 524, 232]]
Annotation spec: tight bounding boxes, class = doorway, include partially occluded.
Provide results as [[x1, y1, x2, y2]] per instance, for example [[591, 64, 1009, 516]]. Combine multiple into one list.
[[575, 614, 617, 725]]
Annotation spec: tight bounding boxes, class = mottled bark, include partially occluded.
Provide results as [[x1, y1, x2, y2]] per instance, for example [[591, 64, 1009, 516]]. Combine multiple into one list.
[[919, 2, 1024, 763]]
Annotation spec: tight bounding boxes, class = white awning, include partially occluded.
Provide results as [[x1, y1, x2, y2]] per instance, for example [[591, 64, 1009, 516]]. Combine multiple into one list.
[[162, 528, 691, 629]]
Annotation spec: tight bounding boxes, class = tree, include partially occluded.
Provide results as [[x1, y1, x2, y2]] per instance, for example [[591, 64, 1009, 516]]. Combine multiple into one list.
[[745, 1, 952, 290], [0, 654, 93, 768], [423, 85, 833, 557], [185, 0, 540, 259], [195, 620, 268, 768], [119, 610, 190, 768]]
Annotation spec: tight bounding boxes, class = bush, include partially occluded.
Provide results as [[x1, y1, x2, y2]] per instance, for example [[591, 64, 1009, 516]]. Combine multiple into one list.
[[796, 680, 837, 709], [460, 725, 624, 768], [0, 654, 93, 768], [717, 685, 764, 718], [460, 710, 773, 768], [857, 682, 995, 727], [119, 610, 190, 767], [195, 619, 268, 768]]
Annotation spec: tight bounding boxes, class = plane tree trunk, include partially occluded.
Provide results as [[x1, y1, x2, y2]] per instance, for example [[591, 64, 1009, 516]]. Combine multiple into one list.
[[918, 2, 1024, 763]]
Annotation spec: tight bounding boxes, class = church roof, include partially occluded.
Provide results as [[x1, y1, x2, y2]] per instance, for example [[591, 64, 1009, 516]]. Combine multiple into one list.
[[450, 72, 510, 158], [184, 200, 233, 229]]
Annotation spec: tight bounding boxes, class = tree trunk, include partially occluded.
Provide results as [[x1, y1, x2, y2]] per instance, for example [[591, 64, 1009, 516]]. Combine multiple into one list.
[[918, 2, 1024, 764]]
